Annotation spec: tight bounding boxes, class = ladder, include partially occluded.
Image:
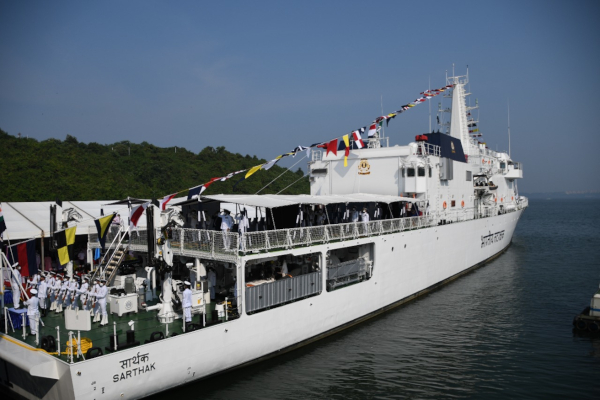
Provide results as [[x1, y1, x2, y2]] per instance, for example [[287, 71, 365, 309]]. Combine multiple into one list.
[[91, 225, 129, 286]]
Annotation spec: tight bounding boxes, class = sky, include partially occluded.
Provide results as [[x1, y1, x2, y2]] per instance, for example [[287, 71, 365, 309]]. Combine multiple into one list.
[[1, 0, 599, 193]]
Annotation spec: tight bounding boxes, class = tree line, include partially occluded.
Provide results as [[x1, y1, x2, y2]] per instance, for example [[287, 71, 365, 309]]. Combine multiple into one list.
[[0, 129, 309, 202]]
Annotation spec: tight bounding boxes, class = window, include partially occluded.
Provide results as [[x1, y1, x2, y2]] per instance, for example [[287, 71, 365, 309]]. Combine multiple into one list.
[[326, 244, 374, 292], [418, 167, 425, 177], [402, 168, 405, 178], [451, 200, 456, 207], [429, 167, 432, 177], [466, 171, 472, 181], [407, 168, 415, 177]]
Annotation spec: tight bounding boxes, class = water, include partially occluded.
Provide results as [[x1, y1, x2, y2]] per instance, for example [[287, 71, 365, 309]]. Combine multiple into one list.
[[150, 199, 600, 399]]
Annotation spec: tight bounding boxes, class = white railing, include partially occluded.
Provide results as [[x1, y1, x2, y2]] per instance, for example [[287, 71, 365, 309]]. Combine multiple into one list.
[[88, 199, 528, 259], [415, 142, 441, 157]]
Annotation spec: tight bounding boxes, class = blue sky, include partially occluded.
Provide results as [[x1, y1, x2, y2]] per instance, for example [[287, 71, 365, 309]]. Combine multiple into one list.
[[1, 0, 599, 193]]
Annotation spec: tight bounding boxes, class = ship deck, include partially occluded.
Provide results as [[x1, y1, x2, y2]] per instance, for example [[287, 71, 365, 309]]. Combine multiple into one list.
[[3, 293, 229, 364]]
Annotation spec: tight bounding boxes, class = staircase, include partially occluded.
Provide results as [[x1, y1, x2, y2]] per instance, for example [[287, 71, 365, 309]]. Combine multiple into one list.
[[91, 225, 129, 286], [103, 247, 126, 285]]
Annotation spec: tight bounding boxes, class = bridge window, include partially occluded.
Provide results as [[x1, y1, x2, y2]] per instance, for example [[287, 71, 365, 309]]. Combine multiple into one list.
[[407, 168, 415, 177], [418, 167, 425, 177]]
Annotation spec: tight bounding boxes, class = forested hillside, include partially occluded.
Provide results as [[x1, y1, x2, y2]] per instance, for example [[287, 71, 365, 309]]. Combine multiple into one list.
[[0, 129, 309, 202]]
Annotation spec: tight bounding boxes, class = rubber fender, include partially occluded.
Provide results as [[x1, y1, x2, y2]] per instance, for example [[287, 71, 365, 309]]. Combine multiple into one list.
[[40, 336, 50, 352], [588, 321, 600, 333], [576, 319, 588, 331], [150, 331, 165, 342], [47, 335, 56, 352], [87, 347, 103, 359]]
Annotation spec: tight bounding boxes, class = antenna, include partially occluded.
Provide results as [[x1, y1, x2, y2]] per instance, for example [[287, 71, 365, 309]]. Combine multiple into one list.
[[507, 99, 511, 157], [428, 76, 432, 132], [380, 95, 384, 138]]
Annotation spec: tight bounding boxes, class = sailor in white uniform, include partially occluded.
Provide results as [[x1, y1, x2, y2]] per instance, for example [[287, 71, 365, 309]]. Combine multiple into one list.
[[360, 207, 370, 233], [24, 289, 40, 336], [10, 264, 23, 309], [182, 281, 192, 323], [37, 274, 48, 316], [97, 279, 109, 326], [27, 273, 39, 290], [91, 278, 101, 321], [280, 259, 289, 278], [77, 277, 89, 309], [219, 209, 234, 250], [57, 275, 70, 313], [50, 275, 61, 311]]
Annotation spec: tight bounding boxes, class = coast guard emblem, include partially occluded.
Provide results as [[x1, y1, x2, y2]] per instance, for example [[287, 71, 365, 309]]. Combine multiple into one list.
[[358, 159, 371, 175], [451, 142, 456, 153]]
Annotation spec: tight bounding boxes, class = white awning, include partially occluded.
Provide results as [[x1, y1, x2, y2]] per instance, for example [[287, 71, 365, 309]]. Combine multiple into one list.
[[201, 193, 416, 208], [1, 200, 147, 240]]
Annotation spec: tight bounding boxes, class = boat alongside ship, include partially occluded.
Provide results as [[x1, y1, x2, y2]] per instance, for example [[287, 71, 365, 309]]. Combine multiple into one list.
[[0, 73, 527, 399]]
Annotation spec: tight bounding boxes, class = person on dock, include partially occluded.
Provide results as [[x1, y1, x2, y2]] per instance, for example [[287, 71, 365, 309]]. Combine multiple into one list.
[[10, 264, 23, 309], [24, 289, 39, 336], [182, 281, 192, 324]]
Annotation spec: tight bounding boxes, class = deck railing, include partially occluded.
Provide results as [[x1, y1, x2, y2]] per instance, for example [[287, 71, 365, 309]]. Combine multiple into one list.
[[88, 199, 528, 259]]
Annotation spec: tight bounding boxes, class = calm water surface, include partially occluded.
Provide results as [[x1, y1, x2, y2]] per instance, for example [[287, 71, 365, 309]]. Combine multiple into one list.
[[150, 199, 600, 399]]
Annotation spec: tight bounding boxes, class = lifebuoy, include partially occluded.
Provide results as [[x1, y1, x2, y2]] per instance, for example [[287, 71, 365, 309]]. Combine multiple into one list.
[[501, 198, 504, 202], [443, 201, 447, 209], [482, 158, 485, 163], [512, 196, 514, 201], [461, 200, 464, 208], [494, 198, 497, 203]]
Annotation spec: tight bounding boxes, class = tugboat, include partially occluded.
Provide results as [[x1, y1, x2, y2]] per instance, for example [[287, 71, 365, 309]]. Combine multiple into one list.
[[573, 285, 600, 334]]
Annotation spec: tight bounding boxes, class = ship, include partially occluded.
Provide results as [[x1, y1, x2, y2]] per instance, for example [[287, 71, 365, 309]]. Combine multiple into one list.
[[0, 72, 527, 399]]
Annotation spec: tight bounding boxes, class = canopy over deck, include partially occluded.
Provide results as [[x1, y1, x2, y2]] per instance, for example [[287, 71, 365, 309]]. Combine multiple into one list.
[[199, 193, 416, 208]]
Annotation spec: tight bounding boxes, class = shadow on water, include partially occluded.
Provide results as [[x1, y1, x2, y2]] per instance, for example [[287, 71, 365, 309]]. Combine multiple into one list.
[[149, 199, 600, 400]]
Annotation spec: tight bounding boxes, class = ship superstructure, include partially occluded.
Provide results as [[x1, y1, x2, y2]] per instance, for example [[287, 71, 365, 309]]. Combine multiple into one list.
[[0, 73, 527, 400]]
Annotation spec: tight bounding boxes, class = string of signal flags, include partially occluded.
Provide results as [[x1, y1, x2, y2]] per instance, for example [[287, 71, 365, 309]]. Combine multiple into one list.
[[154, 83, 455, 208], [39, 83, 455, 266], [48, 82, 456, 261]]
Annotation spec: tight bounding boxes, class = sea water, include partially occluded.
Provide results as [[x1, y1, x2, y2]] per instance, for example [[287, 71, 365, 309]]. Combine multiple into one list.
[[151, 199, 600, 399]]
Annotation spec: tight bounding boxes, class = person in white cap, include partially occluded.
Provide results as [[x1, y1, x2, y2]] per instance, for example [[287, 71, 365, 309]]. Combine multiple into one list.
[[97, 279, 109, 326], [10, 264, 23, 309], [37, 274, 48, 317], [360, 207, 370, 233], [182, 281, 192, 323], [57, 275, 69, 313], [24, 288, 40, 336], [219, 209, 234, 250], [91, 278, 101, 321], [77, 276, 89, 309], [51, 274, 62, 311]]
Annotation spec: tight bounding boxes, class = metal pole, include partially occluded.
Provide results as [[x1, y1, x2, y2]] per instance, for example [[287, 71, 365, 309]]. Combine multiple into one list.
[[41, 233, 45, 272], [22, 313, 26, 340], [56, 326, 61, 357], [69, 331, 74, 364], [225, 297, 228, 322], [113, 322, 118, 351]]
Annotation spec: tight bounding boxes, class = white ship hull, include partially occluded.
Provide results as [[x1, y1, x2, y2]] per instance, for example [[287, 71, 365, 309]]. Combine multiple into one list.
[[1, 209, 522, 400]]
